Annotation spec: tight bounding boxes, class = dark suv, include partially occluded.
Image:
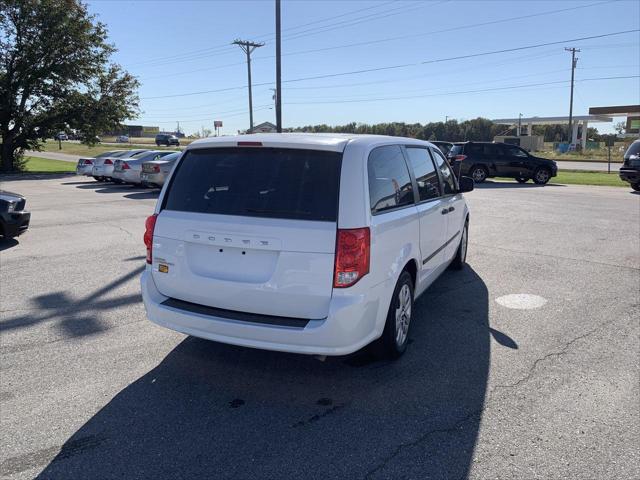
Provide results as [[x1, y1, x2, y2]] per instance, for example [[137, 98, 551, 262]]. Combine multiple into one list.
[[448, 141, 557, 184], [619, 139, 640, 191], [155, 134, 180, 146]]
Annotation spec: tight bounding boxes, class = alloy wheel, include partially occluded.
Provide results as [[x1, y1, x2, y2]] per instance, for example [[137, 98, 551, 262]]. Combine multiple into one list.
[[395, 284, 412, 347]]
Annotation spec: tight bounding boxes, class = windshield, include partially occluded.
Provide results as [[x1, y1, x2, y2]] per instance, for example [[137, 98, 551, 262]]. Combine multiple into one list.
[[625, 141, 640, 157], [163, 147, 342, 221]]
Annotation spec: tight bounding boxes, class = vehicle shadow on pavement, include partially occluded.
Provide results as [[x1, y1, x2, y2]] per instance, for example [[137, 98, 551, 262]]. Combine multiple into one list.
[[0, 238, 19, 251], [36, 267, 491, 480], [475, 180, 565, 189], [124, 191, 160, 200]]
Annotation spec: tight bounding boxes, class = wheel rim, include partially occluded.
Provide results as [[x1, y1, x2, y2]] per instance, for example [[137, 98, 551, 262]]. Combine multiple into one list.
[[395, 284, 412, 347], [460, 225, 468, 263], [536, 169, 549, 183], [472, 168, 486, 182]]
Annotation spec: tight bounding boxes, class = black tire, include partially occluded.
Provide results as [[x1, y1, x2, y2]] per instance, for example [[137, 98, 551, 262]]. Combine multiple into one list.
[[93, 176, 101, 182], [533, 167, 551, 185], [516, 177, 528, 184], [378, 270, 414, 359], [470, 165, 488, 183], [450, 220, 468, 270], [631, 183, 640, 192]]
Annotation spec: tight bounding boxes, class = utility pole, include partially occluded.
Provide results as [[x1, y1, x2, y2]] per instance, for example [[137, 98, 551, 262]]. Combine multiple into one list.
[[518, 113, 522, 136], [233, 39, 264, 133], [565, 47, 580, 145], [275, 0, 282, 132]]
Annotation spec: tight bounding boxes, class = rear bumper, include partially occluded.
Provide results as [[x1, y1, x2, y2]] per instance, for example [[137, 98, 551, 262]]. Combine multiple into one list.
[[619, 168, 640, 184], [140, 172, 165, 186], [141, 269, 387, 356], [76, 165, 93, 176], [113, 169, 141, 183], [92, 165, 114, 178], [0, 211, 30, 238]]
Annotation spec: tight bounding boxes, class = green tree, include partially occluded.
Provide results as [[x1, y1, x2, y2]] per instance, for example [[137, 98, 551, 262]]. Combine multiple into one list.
[[0, 0, 139, 172]]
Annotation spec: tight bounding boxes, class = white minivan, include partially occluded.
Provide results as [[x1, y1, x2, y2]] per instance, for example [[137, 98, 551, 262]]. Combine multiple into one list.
[[141, 134, 473, 358]]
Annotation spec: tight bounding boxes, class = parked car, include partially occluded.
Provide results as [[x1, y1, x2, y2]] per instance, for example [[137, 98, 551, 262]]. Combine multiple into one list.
[[619, 139, 640, 191], [448, 141, 557, 184], [0, 190, 30, 239], [141, 134, 474, 359], [112, 150, 177, 185], [155, 134, 180, 146], [76, 150, 124, 176], [55, 132, 68, 141], [116, 135, 130, 143], [92, 149, 149, 181], [140, 152, 182, 188]]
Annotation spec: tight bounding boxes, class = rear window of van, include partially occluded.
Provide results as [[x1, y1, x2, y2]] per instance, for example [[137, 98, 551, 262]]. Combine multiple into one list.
[[162, 147, 342, 222]]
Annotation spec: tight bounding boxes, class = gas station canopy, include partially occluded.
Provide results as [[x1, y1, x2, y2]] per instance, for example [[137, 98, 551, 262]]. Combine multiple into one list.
[[492, 115, 613, 149]]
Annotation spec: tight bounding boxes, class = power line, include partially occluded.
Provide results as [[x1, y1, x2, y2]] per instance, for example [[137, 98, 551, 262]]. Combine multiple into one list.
[[281, 75, 639, 105], [134, 0, 614, 80], [140, 105, 273, 123], [123, 1, 402, 68], [139, 29, 639, 100], [280, 1, 437, 42]]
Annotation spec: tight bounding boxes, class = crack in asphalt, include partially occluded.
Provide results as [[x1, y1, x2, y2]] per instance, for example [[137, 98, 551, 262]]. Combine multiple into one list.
[[108, 223, 135, 240], [492, 316, 624, 390], [361, 314, 632, 479], [472, 242, 640, 271], [363, 409, 482, 480]]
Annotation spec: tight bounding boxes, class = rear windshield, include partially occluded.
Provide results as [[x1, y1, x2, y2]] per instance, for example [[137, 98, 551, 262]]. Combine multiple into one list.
[[449, 145, 464, 156], [626, 141, 640, 157], [163, 147, 342, 221]]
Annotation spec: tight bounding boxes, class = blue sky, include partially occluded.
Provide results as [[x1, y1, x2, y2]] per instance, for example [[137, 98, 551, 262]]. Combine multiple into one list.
[[87, 0, 640, 135]]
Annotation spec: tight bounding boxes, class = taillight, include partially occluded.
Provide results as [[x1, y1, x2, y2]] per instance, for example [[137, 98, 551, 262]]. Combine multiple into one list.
[[122, 162, 130, 169], [237, 141, 263, 147], [334, 227, 370, 288], [84, 159, 93, 165], [104, 159, 113, 165], [153, 165, 160, 173], [454, 154, 467, 162], [144, 214, 158, 264]]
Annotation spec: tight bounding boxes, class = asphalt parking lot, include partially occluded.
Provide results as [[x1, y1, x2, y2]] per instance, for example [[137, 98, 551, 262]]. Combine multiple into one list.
[[1, 175, 638, 479]]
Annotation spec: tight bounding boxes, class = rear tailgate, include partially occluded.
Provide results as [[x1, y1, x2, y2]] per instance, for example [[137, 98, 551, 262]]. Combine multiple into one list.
[[151, 146, 342, 320]]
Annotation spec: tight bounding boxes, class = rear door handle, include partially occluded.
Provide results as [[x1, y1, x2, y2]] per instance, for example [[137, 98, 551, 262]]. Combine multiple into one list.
[[448, 206, 455, 213], [441, 209, 449, 215]]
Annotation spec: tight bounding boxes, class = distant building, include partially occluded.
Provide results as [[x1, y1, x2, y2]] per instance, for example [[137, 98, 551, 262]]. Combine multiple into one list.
[[105, 125, 160, 138], [251, 121, 277, 133]]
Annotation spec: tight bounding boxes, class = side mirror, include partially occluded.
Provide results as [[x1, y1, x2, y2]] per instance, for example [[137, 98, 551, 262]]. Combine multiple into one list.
[[458, 176, 474, 193]]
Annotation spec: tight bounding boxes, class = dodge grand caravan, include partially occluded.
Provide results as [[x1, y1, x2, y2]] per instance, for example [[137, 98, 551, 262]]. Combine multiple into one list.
[[141, 134, 473, 358]]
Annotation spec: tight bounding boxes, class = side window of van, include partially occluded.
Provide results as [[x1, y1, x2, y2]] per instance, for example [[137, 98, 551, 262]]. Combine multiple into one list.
[[368, 145, 414, 214], [404, 147, 441, 201], [431, 148, 457, 195]]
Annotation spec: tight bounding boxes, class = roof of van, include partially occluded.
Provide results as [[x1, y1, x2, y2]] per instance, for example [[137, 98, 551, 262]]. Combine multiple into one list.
[[187, 133, 431, 152]]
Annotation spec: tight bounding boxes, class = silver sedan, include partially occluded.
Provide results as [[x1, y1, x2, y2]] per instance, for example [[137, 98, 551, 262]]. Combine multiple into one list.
[[92, 149, 149, 181], [76, 150, 124, 176], [112, 151, 178, 185], [140, 152, 182, 188]]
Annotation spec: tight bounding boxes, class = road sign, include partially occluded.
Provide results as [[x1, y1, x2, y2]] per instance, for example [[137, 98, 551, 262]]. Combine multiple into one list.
[[214, 121, 223, 128]]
